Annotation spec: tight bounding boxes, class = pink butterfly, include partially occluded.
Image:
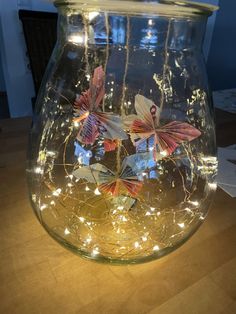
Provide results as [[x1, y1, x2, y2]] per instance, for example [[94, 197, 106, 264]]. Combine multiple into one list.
[[74, 66, 127, 145], [126, 95, 201, 158], [72, 157, 143, 197]]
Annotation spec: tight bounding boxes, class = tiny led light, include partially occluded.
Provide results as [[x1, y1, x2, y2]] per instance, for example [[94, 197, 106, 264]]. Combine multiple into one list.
[[86, 237, 92, 243], [208, 182, 217, 190], [121, 215, 128, 222], [47, 151, 56, 157], [34, 167, 43, 174], [94, 188, 101, 195], [190, 201, 199, 206], [73, 121, 80, 127], [160, 151, 167, 157], [40, 204, 47, 211], [53, 188, 62, 196], [88, 11, 99, 21], [185, 207, 192, 213], [68, 34, 84, 44], [134, 241, 140, 248], [153, 245, 160, 251], [64, 228, 70, 235], [177, 222, 185, 228], [92, 248, 99, 256]]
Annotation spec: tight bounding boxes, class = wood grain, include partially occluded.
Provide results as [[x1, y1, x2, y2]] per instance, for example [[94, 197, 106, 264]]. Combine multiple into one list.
[[0, 115, 235, 314]]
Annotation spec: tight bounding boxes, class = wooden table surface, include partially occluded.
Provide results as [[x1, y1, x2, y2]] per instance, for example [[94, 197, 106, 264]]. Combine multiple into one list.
[[0, 113, 236, 314]]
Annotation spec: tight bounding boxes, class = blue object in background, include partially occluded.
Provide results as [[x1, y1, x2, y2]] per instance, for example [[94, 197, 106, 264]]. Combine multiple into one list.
[[207, 0, 236, 91]]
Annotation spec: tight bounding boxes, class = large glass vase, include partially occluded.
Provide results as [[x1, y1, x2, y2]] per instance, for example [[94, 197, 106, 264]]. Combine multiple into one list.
[[27, 0, 218, 264]]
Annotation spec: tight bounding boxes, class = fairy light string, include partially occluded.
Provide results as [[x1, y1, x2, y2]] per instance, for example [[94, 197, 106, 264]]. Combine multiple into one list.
[[34, 14, 217, 261]]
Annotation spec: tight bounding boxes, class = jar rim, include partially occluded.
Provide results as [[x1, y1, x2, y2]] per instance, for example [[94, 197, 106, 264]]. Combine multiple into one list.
[[53, 0, 218, 17]]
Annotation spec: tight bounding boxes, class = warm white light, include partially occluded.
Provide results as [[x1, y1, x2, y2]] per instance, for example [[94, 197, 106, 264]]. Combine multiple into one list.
[[148, 19, 153, 26], [142, 236, 148, 242], [73, 121, 80, 127], [50, 200, 55, 205], [121, 215, 128, 222], [150, 207, 155, 212], [185, 207, 192, 213], [34, 167, 43, 174], [134, 242, 140, 248], [117, 206, 124, 210], [160, 151, 167, 157], [47, 151, 56, 157], [85, 185, 90, 191], [53, 188, 62, 196], [145, 211, 151, 216], [86, 237, 92, 243], [67, 183, 73, 187], [94, 188, 101, 195], [208, 182, 217, 190], [153, 245, 160, 251], [190, 201, 199, 207], [68, 34, 84, 44], [92, 248, 99, 256], [88, 11, 99, 21], [64, 228, 70, 235], [40, 204, 47, 211], [79, 217, 85, 223], [178, 222, 185, 228]]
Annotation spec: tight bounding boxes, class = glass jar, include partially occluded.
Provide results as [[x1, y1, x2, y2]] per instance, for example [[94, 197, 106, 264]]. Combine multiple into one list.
[[27, 0, 218, 264]]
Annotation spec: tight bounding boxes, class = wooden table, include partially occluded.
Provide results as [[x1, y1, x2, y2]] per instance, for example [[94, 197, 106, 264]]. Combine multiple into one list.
[[0, 114, 235, 314]]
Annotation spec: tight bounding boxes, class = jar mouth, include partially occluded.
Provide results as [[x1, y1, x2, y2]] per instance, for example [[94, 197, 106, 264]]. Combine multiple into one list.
[[53, 0, 218, 17]]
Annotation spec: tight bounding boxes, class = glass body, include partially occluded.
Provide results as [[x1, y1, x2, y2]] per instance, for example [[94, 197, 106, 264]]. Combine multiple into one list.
[[27, 0, 218, 264]]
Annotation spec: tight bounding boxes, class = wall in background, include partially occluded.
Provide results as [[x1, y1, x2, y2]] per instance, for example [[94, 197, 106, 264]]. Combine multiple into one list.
[[0, 0, 34, 117], [0, 0, 55, 118], [207, 0, 236, 90], [17, 0, 55, 11], [0, 51, 6, 91]]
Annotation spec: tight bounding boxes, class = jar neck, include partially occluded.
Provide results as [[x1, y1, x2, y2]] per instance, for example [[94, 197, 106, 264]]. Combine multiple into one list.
[[56, 10, 208, 52]]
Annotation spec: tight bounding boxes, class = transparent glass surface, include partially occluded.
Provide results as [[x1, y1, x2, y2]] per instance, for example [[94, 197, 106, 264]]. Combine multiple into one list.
[[27, 1, 218, 264]]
